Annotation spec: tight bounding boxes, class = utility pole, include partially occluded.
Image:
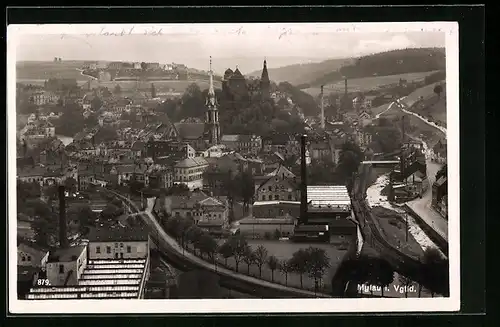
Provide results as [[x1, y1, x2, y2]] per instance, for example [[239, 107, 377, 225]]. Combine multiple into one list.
[[405, 212, 409, 242], [320, 85, 325, 129]]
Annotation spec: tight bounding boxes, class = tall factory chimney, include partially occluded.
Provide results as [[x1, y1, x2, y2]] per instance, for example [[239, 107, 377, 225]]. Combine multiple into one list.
[[300, 135, 308, 224], [344, 78, 348, 96], [320, 85, 325, 129], [58, 185, 68, 248]]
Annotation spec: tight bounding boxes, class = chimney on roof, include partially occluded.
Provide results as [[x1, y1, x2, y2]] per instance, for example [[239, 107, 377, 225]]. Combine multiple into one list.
[[300, 135, 308, 225], [58, 185, 68, 249]]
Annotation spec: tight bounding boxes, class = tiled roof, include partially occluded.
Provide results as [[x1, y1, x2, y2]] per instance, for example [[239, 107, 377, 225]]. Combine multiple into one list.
[[47, 246, 86, 263], [174, 157, 208, 168], [87, 226, 149, 242], [131, 141, 145, 151], [18, 240, 49, 256], [221, 134, 240, 142], [173, 123, 206, 140]]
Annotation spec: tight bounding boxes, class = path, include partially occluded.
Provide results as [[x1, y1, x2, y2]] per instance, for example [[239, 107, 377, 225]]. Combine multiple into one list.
[[395, 99, 447, 135], [109, 190, 330, 298]]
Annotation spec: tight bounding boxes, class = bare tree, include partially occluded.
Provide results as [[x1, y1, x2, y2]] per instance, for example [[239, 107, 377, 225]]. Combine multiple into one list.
[[280, 259, 292, 286], [267, 255, 280, 282], [253, 245, 269, 278], [242, 246, 256, 274]]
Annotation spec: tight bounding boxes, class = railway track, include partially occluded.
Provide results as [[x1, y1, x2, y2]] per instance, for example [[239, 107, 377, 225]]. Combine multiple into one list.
[[351, 168, 425, 284]]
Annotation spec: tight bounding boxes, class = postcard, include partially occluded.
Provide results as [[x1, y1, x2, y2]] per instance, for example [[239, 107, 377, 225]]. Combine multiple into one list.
[[8, 21, 459, 313]]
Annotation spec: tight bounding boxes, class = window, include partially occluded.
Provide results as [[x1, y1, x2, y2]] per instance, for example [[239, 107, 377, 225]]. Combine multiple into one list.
[[96, 246, 101, 253], [21, 256, 26, 262], [127, 246, 131, 253], [106, 246, 111, 254], [268, 186, 272, 191], [120, 243, 124, 248], [27, 256, 31, 261], [59, 264, 64, 274], [268, 195, 272, 201], [261, 195, 265, 201], [287, 194, 292, 200], [274, 195, 279, 200]]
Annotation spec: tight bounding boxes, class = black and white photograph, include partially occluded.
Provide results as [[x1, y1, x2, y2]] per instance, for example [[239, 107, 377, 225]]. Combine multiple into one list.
[[8, 22, 459, 313]]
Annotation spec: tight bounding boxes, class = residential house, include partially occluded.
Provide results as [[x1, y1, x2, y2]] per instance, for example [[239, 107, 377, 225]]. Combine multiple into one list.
[[238, 135, 262, 156], [200, 144, 227, 158], [45, 245, 88, 286], [111, 163, 148, 186], [166, 194, 229, 231], [107, 61, 124, 70], [203, 153, 248, 194], [130, 141, 145, 159], [30, 91, 59, 106], [254, 171, 300, 202], [433, 139, 447, 163], [145, 140, 195, 162], [432, 175, 448, 209], [18, 241, 49, 268], [173, 157, 209, 191], [308, 138, 332, 162], [87, 227, 151, 260], [220, 134, 240, 151], [173, 122, 207, 150]]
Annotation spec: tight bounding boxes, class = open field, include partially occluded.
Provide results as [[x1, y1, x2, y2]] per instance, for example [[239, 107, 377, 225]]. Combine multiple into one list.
[[303, 71, 440, 97], [16, 61, 92, 81], [17, 61, 222, 93], [371, 206, 424, 260], [400, 81, 445, 107]]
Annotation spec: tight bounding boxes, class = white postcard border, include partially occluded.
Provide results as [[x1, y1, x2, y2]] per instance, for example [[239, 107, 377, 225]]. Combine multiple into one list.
[[8, 21, 460, 314]]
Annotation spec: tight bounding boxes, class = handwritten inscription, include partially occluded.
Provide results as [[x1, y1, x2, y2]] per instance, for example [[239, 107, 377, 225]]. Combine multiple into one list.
[[61, 26, 163, 39]]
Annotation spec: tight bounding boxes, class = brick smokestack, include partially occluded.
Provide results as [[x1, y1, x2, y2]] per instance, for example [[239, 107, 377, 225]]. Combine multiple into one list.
[[300, 135, 308, 224], [58, 185, 68, 248], [344, 78, 348, 96]]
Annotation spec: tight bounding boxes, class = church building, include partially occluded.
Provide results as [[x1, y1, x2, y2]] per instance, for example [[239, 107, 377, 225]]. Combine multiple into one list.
[[204, 57, 221, 146]]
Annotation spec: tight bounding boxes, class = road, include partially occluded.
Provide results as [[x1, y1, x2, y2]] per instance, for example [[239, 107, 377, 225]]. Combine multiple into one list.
[[374, 99, 448, 242], [107, 189, 330, 298]]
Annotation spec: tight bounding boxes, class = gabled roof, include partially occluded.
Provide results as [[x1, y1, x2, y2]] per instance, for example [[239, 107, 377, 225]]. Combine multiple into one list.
[[174, 157, 208, 168], [18, 241, 49, 257], [266, 164, 296, 178], [174, 123, 206, 140], [87, 226, 149, 242], [221, 134, 240, 142]]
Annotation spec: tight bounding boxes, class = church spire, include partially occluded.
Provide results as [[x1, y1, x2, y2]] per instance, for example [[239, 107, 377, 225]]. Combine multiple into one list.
[[208, 56, 215, 98], [260, 59, 270, 99], [261, 59, 269, 82], [206, 56, 217, 107]]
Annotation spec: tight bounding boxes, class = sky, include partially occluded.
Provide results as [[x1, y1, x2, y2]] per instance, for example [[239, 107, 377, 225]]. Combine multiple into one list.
[[12, 23, 446, 75]]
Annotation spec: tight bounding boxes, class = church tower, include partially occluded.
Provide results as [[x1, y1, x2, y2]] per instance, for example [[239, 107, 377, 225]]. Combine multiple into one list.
[[205, 56, 221, 145], [260, 59, 270, 100]]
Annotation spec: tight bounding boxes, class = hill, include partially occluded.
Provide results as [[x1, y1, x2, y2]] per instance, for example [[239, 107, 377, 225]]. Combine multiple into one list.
[[247, 58, 354, 86], [309, 48, 445, 87]]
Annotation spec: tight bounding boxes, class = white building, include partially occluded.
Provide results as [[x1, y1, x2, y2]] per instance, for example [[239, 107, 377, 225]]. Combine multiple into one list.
[[25, 227, 151, 300], [45, 245, 88, 287], [173, 157, 209, 191], [18, 242, 49, 268], [87, 228, 151, 260]]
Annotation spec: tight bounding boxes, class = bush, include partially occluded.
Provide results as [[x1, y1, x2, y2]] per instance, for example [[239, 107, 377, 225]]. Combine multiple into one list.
[[263, 232, 272, 240], [274, 229, 282, 239]]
